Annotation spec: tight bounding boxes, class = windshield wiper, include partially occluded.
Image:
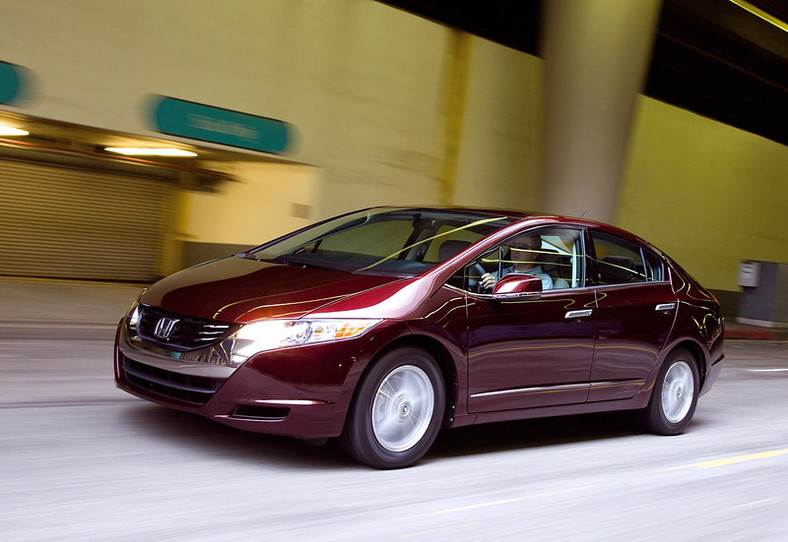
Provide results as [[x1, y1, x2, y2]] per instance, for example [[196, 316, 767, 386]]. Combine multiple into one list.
[[272, 255, 327, 270]]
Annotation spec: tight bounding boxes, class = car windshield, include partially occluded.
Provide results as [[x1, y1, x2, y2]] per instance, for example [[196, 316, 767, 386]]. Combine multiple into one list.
[[239, 208, 518, 276]]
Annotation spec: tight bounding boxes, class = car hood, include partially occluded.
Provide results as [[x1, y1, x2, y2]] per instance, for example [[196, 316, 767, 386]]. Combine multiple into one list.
[[141, 256, 403, 323]]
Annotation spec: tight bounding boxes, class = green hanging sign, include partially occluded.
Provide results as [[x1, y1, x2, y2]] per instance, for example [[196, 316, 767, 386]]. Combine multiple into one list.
[[150, 96, 291, 154], [0, 61, 28, 105]]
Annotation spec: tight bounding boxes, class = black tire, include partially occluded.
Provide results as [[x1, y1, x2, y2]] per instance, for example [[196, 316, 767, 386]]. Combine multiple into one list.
[[340, 347, 445, 469], [641, 348, 700, 435]]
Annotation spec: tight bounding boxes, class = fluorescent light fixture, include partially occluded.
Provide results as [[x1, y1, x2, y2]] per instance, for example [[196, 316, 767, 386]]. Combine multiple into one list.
[[728, 0, 788, 33], [105, 147, 197, 157], [0, 126, 29, 136]]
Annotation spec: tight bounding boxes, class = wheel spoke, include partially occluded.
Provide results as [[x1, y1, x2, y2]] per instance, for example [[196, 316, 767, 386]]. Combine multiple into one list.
[[405, 411, 422, 427], [375, 388, 396, 405], [381, 375, 398, 396]]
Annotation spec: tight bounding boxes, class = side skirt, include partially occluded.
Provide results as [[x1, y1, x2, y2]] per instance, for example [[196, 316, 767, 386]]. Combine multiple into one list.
[[465, 389, 653, 427]]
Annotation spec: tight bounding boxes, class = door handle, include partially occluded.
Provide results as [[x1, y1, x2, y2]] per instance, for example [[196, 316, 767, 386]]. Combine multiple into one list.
[[655, 303, 677, 311], [565, 309, 593, 319]]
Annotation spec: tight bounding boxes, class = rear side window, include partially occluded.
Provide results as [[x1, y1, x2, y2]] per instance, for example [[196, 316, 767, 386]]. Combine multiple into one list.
[[590, 233, 647, 285], [643, 250, 665, 282]]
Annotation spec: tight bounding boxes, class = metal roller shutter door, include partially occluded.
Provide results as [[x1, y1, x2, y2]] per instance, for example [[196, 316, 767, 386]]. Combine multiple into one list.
[[0, 158, 175, 282]]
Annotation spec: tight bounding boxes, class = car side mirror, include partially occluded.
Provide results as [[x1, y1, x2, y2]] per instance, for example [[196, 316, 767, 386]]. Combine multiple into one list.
[[492, 274, 543, 298]]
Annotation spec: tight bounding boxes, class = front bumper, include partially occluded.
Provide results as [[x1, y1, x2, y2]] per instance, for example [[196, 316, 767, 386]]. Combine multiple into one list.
[[114, 319, 392, 439]]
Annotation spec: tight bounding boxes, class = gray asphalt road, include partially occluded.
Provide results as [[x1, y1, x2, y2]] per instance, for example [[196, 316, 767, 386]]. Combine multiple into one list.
[[1, 338, 786, 541]]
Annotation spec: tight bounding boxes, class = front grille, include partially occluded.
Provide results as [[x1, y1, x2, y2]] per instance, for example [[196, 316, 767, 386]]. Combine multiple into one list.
[[136, 305, 239, 351], [121, 356, 225, 406]]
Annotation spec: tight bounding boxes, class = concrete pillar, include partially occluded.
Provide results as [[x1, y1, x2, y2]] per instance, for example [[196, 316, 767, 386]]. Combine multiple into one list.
[[439, 29, 472, 205], [540, 0, 662, 222]]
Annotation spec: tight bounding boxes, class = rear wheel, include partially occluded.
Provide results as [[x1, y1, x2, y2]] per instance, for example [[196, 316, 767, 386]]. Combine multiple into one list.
[[641, 349, 699, 434], [340, 347, 445, 469]]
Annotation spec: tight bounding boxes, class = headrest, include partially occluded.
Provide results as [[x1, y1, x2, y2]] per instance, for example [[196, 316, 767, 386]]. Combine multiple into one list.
[[438, 240, 471, 262], [600, 256, 637, 282]]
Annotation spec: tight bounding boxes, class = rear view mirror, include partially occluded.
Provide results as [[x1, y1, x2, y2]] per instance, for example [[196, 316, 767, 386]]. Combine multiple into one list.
[[492, 274, 543, 297]]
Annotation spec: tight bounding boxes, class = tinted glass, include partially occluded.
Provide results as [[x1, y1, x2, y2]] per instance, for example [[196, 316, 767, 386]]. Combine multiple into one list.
[[590, 233, 647, 285], [242, 208, 516, 277], [643, 250, 665, 282], [466, 228, 583, 292]]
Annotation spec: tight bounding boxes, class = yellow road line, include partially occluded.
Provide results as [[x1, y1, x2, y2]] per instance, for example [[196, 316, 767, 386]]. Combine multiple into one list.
[[430, 485, 595, 516], [660, 448, 788, 471]]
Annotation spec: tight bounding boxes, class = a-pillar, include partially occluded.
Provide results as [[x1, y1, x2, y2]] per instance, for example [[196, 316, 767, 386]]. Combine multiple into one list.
[[540, 0, 662, 223]]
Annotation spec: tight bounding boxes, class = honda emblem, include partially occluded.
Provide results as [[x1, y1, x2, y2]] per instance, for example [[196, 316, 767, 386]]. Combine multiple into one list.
[[153, 317, 179, 340]]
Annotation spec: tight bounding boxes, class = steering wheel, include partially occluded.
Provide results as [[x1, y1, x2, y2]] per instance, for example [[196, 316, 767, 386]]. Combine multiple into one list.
[[469, 263, 491, 293]]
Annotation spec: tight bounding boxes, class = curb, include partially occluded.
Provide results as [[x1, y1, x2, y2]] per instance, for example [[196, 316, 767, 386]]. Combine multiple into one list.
[[725, 329, 787, 340]]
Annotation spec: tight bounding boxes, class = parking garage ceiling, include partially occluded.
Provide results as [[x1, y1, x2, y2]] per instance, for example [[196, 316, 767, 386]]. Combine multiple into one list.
[[381, 0, 788, 146]]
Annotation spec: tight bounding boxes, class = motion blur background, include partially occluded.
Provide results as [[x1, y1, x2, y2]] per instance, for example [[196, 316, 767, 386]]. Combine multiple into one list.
[[0, 0, 786, 315], [1, 4, 787, 539]]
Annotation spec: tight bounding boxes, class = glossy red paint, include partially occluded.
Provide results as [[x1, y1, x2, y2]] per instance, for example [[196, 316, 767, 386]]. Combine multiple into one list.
[[144, 256, 401, 322], [114, 206, 724, 468], [590, 282, 677, 402], [115, 318, 414, 438], [466, 288, 597, 411], [493, 274, 543, 294]]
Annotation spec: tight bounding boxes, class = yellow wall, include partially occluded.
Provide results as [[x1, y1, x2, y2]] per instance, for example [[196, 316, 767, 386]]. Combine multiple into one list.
[[452, 38, 543, 212], [618, 97, 788, 291], [0, 0, 450, 218], [1, 1, 784, 290], [183, 162, 321, 246]]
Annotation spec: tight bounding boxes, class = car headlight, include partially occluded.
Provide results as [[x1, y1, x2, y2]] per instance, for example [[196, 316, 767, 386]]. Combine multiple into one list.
[[125, 290, 146, 333], [230, 319, 382, 362]]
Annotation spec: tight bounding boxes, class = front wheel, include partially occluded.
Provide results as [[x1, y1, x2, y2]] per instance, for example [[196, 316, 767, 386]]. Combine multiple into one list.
[[340, 347, 445, 469], [641, 349, 699, 435]]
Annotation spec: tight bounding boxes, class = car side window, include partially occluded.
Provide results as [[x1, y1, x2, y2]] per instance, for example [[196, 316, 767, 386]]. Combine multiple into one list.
[[462, 227, 584, 292], [446, 267, 467, 289], [461, 247, 499, 292], [643, 250, 665, 282], [590, 233, 648, 285], [534, 228, 584, 289]]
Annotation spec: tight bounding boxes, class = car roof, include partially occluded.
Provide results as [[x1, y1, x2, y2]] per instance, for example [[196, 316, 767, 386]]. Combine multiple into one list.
[[365, 205, 536, 221], [363, 206, 664, 255]]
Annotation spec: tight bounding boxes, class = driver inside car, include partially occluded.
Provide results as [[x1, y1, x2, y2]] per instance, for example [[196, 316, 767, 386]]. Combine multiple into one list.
[[480, 235, 562, 291]]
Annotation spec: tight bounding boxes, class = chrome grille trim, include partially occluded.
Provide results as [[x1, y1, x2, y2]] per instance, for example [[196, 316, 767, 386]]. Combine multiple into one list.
[[470, 379, 646, 399], [136, 304, 239, 350], [471, 382, 589, 399]]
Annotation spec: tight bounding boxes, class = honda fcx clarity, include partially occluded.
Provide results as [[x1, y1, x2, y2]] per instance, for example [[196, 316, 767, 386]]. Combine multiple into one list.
[[115, 207, 724, 468]]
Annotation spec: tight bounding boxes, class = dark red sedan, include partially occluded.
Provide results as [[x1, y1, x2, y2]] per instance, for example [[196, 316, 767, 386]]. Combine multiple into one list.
[[115, 207, 724, 468]]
